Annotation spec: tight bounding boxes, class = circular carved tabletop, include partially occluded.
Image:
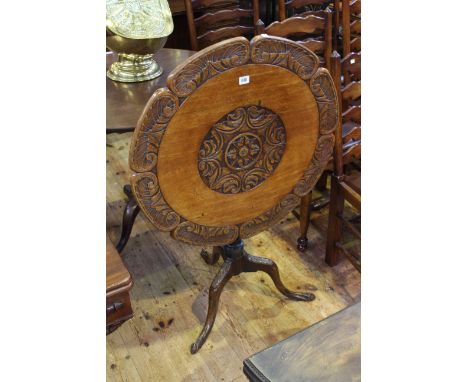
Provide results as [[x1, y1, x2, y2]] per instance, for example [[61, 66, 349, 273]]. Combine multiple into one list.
[[129, 35, 338, 246]]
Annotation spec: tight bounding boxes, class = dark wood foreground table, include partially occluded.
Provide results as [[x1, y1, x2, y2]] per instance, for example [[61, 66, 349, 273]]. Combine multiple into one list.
[[106, 48, 196, 133], [243, 302, 361, 382]]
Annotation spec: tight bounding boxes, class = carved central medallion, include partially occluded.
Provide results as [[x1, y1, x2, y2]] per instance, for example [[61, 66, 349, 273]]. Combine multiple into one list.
[[198, 105, 286, 194], [225, 133, 262, 170]]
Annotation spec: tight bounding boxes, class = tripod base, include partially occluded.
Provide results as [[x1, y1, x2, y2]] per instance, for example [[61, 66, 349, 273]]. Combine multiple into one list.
[[191, 240, 314, 354], [116, 184, 140, 253]]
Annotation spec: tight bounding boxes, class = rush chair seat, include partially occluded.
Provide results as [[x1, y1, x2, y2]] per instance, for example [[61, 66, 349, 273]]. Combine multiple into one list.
[[117, 35, 339, 353]]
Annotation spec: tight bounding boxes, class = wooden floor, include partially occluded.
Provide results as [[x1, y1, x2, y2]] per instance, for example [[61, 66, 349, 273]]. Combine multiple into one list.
[[106, 132, 361, 382]]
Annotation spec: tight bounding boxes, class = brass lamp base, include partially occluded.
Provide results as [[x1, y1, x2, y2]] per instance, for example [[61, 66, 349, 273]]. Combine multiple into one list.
[[107, 53, 163, 83]]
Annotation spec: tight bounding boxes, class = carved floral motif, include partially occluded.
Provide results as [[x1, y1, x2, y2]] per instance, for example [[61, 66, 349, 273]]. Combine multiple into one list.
[[131, 172, 180, 231], [225, 133, 262, 170], [198, 105, 286, 194], [240, 193, 300, 238], [310, 68, 339, 135], [167, 38, 250, 97], [251, 35, 319, 80], [129, 88, 179, 173], [293, 133, 335, 196], [172, 221, 239, 246]]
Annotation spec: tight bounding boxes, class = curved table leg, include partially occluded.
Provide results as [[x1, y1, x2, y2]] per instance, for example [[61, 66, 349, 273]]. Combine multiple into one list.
[[244, 254, 315, 301], [116, 185, 140, 253], [191, 240, 314, 354], [190, 259, 234, 354]]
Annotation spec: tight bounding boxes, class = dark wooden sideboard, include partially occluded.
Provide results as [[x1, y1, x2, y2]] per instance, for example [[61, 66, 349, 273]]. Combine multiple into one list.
[[106, 236, 133, 334], [106, 48, 196, 132], [244, 302, 361, 381]]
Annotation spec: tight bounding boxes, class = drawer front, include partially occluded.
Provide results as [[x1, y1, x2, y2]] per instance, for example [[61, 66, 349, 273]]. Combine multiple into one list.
[[106, 291, 133, 332]]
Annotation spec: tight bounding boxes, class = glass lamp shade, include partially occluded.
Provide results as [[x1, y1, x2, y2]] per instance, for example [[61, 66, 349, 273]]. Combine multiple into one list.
[[106, 0, 174, 82]]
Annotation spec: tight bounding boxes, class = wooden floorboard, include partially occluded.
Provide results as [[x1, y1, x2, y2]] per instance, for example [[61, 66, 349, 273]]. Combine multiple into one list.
[[106, 132, 361, 382]]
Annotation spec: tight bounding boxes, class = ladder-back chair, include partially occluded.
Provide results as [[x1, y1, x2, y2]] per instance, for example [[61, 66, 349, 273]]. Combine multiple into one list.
[[325, 50, 360, 269], [278, 0, 332, 20], [297, 50, 360, 254], [256, 11, 333, 69], [342, 0, 361, 56], [184, 0, 260, 50], [116, 35, 339, 353], [278, 0, 339, 48]]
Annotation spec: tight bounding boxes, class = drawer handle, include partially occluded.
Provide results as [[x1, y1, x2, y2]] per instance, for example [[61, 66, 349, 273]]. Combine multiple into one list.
[[107, 302, 124, 316]]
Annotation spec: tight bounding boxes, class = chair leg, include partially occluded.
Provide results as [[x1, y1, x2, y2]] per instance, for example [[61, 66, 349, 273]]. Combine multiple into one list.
[[190, 259, 234, 354], [297, 192, 312, 251], [116, 184, 140, 253], [316, 172, 328, 191], [325, 176, 345, 266]]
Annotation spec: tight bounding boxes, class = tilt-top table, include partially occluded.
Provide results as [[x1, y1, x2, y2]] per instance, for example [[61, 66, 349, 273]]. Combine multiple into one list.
[[116, 35, 339, 354]]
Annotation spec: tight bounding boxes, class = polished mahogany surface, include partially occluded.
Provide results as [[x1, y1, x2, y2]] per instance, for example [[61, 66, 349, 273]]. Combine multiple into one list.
[[106, 48, 196, 132]]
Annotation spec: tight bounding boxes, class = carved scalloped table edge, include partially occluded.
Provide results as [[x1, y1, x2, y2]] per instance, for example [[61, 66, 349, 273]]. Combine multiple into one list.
[[128, 35, 339, 246]]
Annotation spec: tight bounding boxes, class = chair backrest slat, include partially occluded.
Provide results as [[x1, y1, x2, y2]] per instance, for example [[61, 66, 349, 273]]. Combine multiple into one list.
[[350, 0, 361, 15], [350, 36, 361, 52], [298, 39, 326, 53], [185, 0, 259, 50], [342, 105, 360, 124], [342, 140, 361, 163], [197, 25, 254, 48], [264, 14, 325, 36], [341, 81, 360, 101], [262, 11, 332, 69], [342, 124, 361, 144], [330, 50, 361, 174], [279, 0, 332, 21], [285, 0, 331, 11], [342, 52, 360, 85], [195, 8, 253, 27], [350, 19, 361, 34], [342, 0, 361, 56], [192, 0, 238, 9]]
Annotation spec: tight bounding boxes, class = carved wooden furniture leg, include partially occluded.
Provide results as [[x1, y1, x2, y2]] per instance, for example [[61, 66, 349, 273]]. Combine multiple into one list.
[[297, 188, 331, 252], [315, 171, 328, 191], [243, 253, 315, 301], [191, 240, 314, 353], [116, 184, 140, 253], [200, 246, 222, 265], [325, 176, 345, 266], [297, 193, 312, 251], [191, 247, 236, 354]]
